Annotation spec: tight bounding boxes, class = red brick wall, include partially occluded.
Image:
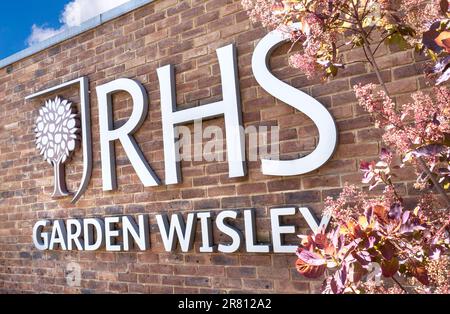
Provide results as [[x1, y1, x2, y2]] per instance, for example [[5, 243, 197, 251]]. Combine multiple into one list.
[[0, 0, 429, 293]]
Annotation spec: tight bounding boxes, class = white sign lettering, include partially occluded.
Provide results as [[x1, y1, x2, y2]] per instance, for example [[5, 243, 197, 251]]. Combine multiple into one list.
[[32, 207, 326, 253]]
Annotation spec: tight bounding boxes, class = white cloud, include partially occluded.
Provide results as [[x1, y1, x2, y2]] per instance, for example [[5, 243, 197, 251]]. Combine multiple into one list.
[[27, 25, 65, 46], [61, 0, 131, 27], [27, 0, 131, 47]]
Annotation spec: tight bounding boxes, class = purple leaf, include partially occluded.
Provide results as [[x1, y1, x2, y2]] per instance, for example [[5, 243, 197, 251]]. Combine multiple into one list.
[[365, 206, 373, 224], [432, 112, 441, 126], [402, 211, 410, 224], [422, 21, 444, 53], [388, 203, 403, 220], [436, 66, 450, 85], [429, 247, 442, 260], [335, 264, 347, 288], [413, 144, 446, 157], [380, 240, 396, 260], [297, 249, 326, 266], [353, 251, 372, 266], [433, 55, 450, 73], [330, 277, 339, 294], [349, 262, 367, 284], [368, 236, 377, 249], [381, 257, 399, 277]]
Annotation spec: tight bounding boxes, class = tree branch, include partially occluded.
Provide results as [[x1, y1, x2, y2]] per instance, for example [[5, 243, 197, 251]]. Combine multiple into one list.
[[352, 3, 450, 209]]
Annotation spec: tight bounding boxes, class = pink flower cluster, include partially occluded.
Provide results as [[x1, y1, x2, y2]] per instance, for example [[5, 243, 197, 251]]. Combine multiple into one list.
[[400, 0, 444, 35], [289, 53, 321, 80], [241, 0, 283, 29], [241, 0, 448, 78], [324, 184, 375, 225], [354, 84, 450, 156]]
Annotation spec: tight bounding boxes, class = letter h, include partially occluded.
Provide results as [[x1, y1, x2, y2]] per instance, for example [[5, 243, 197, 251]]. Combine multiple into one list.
[[157, 44, 247, 184]]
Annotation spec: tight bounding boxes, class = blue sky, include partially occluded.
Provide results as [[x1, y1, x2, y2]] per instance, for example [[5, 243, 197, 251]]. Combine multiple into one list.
[[0, 1, 68, 59], [0, 0, 130, 60]]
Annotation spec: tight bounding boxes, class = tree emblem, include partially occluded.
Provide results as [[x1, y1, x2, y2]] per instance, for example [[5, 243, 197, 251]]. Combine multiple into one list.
[[35, 97, 80, 198]]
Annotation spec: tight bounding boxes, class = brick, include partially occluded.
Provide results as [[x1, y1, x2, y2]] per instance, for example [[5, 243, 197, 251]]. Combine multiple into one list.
[[226, 266, 256, 278], [242, 279, 273, 290], [138, 274, 160, 284], [386, 77, 418, 95], [193, 198, 220, 209], [208, 185, 236, 197], [251, 194, 284, 206], [240, 255, 271, 266], [236, 183, 266, 195], [185, 276, 211, 287], [356, 128, 383, 142], [274, 280, 310, 293], [349, 70, 391, 86], [267, 179, 301, 192], [174, 265, 198, 275], [211, 255, 239, 266], [221, 196, 252, 208], [212, 277, 242, 289], [284, 191, 321, 204], [108, 282, 128, 293], [302, 175, 340, 189], [181, 188, 206, 199], [311, 80, 349, 97], [336, 143, 379, 158], [257, 267, 290, 280]]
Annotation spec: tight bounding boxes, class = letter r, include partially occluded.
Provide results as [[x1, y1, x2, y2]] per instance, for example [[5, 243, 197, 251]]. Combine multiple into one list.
[[96, 78, 160, 190]]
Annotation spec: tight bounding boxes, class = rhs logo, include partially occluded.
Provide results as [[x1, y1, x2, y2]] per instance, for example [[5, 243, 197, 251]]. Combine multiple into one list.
[[27, 30, 338, 204], [27, 77, 92, 203]]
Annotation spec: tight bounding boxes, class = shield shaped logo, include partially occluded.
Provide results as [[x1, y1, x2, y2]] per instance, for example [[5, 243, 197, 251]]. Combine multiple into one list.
[[26, 77, 93, 204]]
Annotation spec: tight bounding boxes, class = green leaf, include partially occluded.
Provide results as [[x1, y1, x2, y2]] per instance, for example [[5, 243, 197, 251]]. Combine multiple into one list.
[[352, 35, 364, 47], [326, 64, 338, 76], [387, 33, 410, 51]]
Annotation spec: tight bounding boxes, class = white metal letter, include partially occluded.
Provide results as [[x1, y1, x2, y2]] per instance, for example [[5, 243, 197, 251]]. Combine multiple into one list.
[[252, 30, 337, 176], [49, 220, 68, 250], [66, 219, 84, 250], [105, 216, 121, 251], [156, 213, 197, 252], [33, 220, 50, 251], [298, 207, 331, 234], [157, 44, 246, 184], [122, 215, 150, 251], [244, 209, 270, 253], [197, 212, 215, 253], [96, 78, 160, 190], [215, 210, 242, 253], [83, 218, 105, 251], [270, 207, 297, 253]]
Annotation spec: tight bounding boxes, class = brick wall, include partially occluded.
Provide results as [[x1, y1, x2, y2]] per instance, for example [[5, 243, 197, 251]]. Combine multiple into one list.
[[0, 0, 431, 293]]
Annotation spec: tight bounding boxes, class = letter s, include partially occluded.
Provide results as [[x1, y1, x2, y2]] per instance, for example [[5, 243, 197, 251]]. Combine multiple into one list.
[[252, 30, 338, 176]]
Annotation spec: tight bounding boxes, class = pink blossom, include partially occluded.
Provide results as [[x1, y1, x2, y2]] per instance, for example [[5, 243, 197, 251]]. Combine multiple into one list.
[[289, 53, 323, 80]]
